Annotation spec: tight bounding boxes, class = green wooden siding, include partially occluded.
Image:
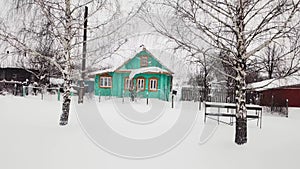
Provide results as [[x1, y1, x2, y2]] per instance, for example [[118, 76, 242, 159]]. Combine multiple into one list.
[[95, 73, 171, 100], [94, 73, 114, 96], [118, 50, 169, 71]]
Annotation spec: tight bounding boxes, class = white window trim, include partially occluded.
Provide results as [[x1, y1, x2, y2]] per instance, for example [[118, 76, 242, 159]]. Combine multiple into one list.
[[137, 78, 145, 90], [149, 78, 158, 91], [140, 56, 148, 67], [124, 77, 130, 90], [99, 76, 112, 88]]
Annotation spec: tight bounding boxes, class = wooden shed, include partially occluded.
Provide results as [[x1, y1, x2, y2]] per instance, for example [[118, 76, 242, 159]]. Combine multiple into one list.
[[248, 76, 300, 107]]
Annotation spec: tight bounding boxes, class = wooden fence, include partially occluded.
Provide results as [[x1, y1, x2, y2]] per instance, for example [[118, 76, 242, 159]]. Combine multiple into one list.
[[181, 86, 288, 117], [180, 87, 235, 103]]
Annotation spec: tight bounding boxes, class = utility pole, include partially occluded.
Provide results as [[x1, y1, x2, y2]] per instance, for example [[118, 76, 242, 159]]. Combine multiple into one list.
[[78, 6, 88, 104]]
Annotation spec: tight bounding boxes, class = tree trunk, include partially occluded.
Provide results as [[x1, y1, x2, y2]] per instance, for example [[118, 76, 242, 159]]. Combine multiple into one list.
[[59, 0, 72, 126], [234, 0, 248, 145], [235, 60, 247, 145], [59, 74, 72, 125]]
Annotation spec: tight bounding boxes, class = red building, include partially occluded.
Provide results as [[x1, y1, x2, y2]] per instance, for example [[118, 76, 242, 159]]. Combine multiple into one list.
[[248, 76, 300, 107]]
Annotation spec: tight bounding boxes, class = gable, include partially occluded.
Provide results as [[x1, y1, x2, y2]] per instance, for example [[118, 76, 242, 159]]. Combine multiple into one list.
[[116, 49, 173, 73]]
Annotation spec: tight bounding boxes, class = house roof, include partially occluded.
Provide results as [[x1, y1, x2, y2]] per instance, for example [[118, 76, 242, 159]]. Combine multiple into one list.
[[88, 48, 174, 76], [248, 76, 300, 91], [88, 68, 115, 76], [114, 48, 174, 74]]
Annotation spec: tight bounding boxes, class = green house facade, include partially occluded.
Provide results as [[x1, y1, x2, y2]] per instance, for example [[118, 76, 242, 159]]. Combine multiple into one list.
[[93, 48, 174, 101]]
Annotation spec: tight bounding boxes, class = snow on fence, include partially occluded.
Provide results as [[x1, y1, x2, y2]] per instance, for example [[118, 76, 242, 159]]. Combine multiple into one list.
[[204, 102, 263, 128]]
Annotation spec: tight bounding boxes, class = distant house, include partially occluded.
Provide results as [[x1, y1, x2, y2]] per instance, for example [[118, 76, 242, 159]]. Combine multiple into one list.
[[248, 76, 300, 107], [90, 48, 174, 101], [0, 67, 37, 82], [0, 67, 38, 95]]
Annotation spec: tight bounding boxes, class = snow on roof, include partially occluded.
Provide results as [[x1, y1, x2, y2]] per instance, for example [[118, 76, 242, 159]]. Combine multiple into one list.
[[113, 49, 174, 73], [248, 76, 300, 91], [0, 79, 22, 84], [129, 67, 171, 80], [88, 49, 175, 78], [50, 78, 64, 85], [88, 68, 115, 76]]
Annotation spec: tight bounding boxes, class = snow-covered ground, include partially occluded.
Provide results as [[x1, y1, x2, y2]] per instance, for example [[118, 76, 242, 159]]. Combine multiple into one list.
[[0, 95, 300, 169]]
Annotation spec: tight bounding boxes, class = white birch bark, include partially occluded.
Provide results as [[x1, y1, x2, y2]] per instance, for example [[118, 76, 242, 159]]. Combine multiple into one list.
[[59, 0, 72, 125]]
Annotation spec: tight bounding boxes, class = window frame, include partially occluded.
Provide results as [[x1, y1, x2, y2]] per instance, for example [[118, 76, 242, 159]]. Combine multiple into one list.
[[12, 74, 17, 80], [149, 78, 158, 92], [136, 77, 145, 91], [140, 56, 148, 67], [124, 77, 131, 90], [99, 75, 112, 88]]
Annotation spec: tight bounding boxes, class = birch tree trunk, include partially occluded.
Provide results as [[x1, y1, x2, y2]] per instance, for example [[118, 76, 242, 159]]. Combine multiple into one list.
[[235, 59, 247, 144], [235, 0, 247, 144], [59, 0, 72, 126]]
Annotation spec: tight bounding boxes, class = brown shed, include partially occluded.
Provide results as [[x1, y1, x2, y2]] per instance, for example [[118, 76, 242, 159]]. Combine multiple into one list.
[[248, 76, 300, 107]]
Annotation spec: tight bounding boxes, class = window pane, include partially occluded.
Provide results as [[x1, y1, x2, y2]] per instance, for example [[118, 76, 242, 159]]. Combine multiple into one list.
[[141, 56, 148, 67], [151, 80, 154, 89], [126, 79, 130, 89], [100, 78, 103, 86], [107, 77, 111, 87], [150, 79, 157, 90], [137, 79, 144, 89], [104, 78, 107, 86], [139, 80, 141, 88]]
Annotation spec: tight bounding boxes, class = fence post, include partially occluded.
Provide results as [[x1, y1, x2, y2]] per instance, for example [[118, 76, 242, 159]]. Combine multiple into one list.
[[14, 84, 17, 96], [22, 86, 26, 97], [57, 89, 60, 101], [171, 94, 174, 108], [217, 107, 220, 125], [41, 87, 44, 100], [98, 90, 101, 102], [286, 99, 289, 118], [199, 96, 202, 110], [122, 90, 124, 103], [271, 95, 274, 112], [146, 91, 149, 105]]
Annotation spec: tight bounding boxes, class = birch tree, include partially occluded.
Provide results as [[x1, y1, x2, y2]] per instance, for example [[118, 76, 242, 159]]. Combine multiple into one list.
[[142, 0, 300, 144], [0, 0, 141, 125], [257, 37, 300, 79]]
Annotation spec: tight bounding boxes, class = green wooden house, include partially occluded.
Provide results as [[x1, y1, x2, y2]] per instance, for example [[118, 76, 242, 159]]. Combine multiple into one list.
[[92, 48, 174, 101]]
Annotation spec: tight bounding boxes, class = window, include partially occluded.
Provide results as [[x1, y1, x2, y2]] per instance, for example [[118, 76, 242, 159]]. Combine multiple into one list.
[[137, 77, 145, 90], [149, 78, 158, 91], [124, 77, 131, 90], [0, 72, 4, 80], [12, 74, 17, 80], [140, 56, 148, 67], [99, 76, 112, 88]]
